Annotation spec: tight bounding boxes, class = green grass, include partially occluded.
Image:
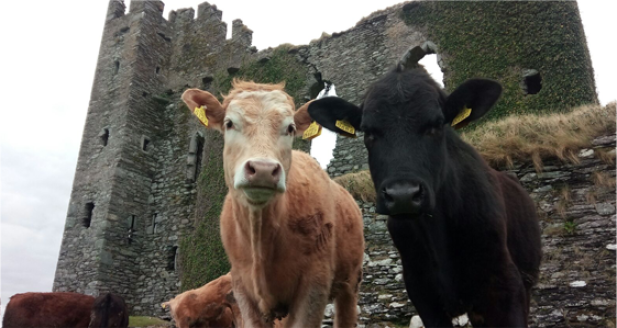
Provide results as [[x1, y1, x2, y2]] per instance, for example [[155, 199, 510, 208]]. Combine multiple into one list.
[[128, 316, 170, 327]]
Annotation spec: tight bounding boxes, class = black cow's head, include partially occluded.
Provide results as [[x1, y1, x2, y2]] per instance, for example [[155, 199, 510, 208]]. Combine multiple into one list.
[[308, 48, 501, 218]]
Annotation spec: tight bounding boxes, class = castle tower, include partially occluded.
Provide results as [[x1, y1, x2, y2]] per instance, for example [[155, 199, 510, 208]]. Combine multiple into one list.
[[53, 0, 258, 314], [53, 0, 173, 309]]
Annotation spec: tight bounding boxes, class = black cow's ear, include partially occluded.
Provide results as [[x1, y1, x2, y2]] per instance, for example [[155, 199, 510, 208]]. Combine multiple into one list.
[[444, 79, 502, 129], [307, 97, 362, 136]]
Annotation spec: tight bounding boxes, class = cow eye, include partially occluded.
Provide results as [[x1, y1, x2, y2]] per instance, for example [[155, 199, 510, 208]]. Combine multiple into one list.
[[286, 124, 296, 136], [425, 126, 441, 136], [225, 120, 233, 130]]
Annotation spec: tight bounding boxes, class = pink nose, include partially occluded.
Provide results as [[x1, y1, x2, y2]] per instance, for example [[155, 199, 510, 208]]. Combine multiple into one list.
[[244, 160, 282, 187]]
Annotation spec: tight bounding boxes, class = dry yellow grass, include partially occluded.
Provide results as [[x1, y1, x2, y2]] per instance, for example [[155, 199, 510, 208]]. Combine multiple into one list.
[[462, 102, 616, 171], [593, 171, 616, 190], [333, 103, 616, 198], [333, 170, 376, 203]]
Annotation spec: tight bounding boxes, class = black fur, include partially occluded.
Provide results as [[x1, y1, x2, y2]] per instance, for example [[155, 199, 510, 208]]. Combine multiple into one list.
[[88, 293, 129, 328], [308, 67, 542, 327]]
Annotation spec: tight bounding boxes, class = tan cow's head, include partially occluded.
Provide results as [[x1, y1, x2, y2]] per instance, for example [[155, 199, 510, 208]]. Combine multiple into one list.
[[182, 80, 312, 207]]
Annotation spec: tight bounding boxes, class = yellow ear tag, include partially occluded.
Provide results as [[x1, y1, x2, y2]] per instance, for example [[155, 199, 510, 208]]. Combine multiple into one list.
[[335, 120, 356, 137], [451, 106, 472, 127], [194, 106, 209, 127], [302, 121, 322, 140]]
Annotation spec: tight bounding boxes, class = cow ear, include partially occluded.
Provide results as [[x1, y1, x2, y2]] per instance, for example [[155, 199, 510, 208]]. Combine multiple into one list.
[[181, 88, 226, 131], [225, 290, 236, 304], [444, 79, 502, 129], [294, 100, 314, 136], [307, 97, 362, 137]]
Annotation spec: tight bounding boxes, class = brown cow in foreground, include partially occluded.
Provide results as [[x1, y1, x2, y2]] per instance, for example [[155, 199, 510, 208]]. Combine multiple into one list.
[[2, 292, 128, 328], [162, 273, 242, 328], [182, 80, 365, 328]]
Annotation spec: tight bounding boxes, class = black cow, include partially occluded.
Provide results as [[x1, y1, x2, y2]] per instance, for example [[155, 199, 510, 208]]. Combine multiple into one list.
[[308, 48, 542, 327], [88, 293, 129, 328]]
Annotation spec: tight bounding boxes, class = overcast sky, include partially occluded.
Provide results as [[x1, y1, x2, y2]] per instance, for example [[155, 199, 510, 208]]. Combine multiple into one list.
[[1, 0, 615, 319]]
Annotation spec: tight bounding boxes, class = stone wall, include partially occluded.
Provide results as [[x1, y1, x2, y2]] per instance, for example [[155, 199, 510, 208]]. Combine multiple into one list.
[[342, 134, 616, 328]]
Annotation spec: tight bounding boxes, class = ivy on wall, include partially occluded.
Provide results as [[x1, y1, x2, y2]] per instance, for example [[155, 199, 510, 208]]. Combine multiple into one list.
[[401, 1, 598, 124], [178, 45, 312, 290], [178, 130, 229, 291]]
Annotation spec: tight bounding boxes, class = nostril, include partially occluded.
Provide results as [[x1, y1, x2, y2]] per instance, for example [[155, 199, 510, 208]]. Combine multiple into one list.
[[272, 164, 281, 177], [245, 161, 256, 177], [382, 188, 393, 202], [411, 185, 423, 201]]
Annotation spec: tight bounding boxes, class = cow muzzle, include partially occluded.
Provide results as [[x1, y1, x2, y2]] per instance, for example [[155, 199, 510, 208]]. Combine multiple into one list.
[[378, 180, 426, 216], [234, 158, 286, 205]]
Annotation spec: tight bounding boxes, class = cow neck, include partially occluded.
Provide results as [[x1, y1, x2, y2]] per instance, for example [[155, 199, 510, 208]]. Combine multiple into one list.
[[232, 193, 287, 303]]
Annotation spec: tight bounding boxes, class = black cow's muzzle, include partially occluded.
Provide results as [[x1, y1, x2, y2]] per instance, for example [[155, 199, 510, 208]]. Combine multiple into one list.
[[378, 180, 426, 216]]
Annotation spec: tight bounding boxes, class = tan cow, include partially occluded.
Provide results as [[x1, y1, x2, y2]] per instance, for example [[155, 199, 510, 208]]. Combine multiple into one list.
[[162, 273, 242, 328], [181, 80, 365, 328]]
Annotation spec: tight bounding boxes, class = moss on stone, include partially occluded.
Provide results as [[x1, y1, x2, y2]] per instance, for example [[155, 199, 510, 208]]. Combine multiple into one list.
[[401, 1, 598, 125], [178, 131, 230, 291]]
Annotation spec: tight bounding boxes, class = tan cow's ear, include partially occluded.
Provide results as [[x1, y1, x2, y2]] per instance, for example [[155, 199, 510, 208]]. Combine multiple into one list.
[[294, 100, 314, 136], [225, 290, 236, 304], [181, 89, 226, 131]]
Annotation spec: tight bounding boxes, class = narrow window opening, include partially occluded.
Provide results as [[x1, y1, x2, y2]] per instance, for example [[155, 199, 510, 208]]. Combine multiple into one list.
[[155, 66, 160, 74], [418, 54, 444, 88], [114, 61, 120, 75], [142, 137, 151, 151], [309, 72, 328, 99], [166, 246, 178, 271], [82, 202, 94, 228], [202, 76, 214, 90], [100, 128, 110, 146], [142, 91, 149, 98], [127, 215, 135, 244], [152, 213, 158, 234], [195, 136, 205, 178], [522, 69, 542, 95]]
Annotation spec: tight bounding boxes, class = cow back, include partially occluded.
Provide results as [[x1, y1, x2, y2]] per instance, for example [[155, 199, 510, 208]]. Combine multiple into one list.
[[3, 292, 95, 328]]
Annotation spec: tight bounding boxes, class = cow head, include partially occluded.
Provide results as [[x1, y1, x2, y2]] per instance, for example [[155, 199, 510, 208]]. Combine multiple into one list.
[[182, 80, 312, 208], [88, 293, 129, 328], [162, 274, 240, 328], [308, 50, 501, 218]]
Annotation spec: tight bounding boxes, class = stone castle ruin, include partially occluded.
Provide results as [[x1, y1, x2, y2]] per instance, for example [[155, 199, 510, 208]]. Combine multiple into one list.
[[54, 0, 614, 326]]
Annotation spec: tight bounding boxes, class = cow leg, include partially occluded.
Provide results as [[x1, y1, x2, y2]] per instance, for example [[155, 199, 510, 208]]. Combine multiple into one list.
[[475, 265, 529, 327], [333, 282, 359, 328], [284, 283, 329, 328], [402, 269, 453, 328], [232, 283, 272, 328]]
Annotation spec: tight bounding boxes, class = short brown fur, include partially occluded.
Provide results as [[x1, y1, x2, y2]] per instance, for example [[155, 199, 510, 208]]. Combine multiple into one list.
[[3, 292, 94, 328], [182, 81, 365, 328], [163, 273, 243, 328], [221, 151, 365, 328]]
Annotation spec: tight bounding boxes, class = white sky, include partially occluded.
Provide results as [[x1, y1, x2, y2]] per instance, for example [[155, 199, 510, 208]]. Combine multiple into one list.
[[1, 0, 615, 319]]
